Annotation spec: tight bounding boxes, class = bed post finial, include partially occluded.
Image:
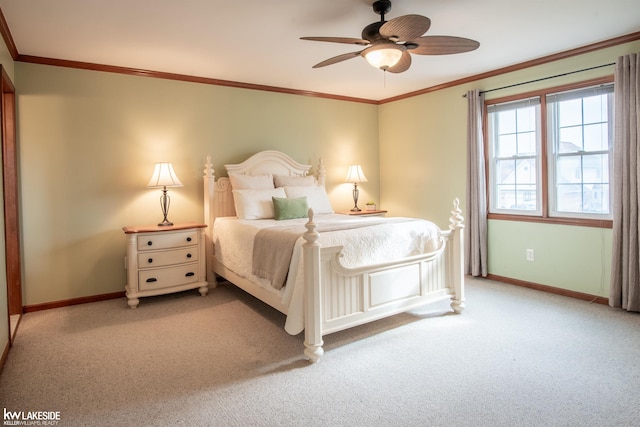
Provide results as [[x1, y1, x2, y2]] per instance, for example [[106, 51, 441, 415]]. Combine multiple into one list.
[[316, 158, 326, 188], [303, 208, 324, 362], [448, 198, 465, 314], [449, 198, 464, 230], [204, 155, 215, 178]]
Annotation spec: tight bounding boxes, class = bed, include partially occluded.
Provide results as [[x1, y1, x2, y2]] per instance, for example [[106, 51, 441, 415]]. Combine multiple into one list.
[[203, 150, 465, 362]]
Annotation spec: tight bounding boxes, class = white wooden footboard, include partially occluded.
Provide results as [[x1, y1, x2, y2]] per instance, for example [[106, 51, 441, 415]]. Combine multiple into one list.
[[303, 200, 465, 362]]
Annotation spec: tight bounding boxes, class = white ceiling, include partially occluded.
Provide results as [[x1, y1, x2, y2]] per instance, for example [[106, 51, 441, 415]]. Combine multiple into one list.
[[1, 0, 638, 101]]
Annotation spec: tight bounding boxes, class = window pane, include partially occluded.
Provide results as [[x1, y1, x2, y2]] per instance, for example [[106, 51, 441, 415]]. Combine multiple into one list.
[[558, 99, 582, 127], [583, 95, 607, 124], [497, 133, 516, 157], [583, 123, 608, 151], [515, 184, 537, 210], [556, 183, 609, 214], [515, 158, 537, 184], [555, 152, 610, 215], [557, 156, 582, 183], [495, 184, 516, 209], [517, 131, 537, 155], [516, 106, 536, 132], [558, 126, 583, 152], [556, 184, 583, 212], [585, 183, 609, 214], [496, 159, 515, 185], [498, 110, 516, 134], [583, 153, 608, 183]]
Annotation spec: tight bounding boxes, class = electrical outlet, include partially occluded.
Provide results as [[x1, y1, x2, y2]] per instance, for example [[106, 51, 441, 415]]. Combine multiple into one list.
[[526, 249, 535, 261]]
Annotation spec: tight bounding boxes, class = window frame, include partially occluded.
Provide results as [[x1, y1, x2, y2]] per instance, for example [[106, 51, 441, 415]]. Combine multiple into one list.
[[484, 76, 614, 228]]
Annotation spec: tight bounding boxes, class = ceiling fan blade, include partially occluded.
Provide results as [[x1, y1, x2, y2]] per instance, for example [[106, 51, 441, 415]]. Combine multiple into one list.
[[379, 14, 431, 42], [408, 36, 480, 55], [301, 36, 370, 46], [386, 50, 412, 74], [312, 51, 363, 68]]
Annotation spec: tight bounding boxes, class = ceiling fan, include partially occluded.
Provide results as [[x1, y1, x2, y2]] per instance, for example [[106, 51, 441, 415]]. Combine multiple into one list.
[[301, 0, 480, 73]]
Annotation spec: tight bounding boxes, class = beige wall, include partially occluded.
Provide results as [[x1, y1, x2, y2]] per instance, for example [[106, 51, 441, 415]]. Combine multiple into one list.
[[16, 62, 379, 305], [380, 39, 640, 297]]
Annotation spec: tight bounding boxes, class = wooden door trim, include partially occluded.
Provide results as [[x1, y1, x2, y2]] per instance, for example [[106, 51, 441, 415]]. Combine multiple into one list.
[[1, 66, 22, 320]]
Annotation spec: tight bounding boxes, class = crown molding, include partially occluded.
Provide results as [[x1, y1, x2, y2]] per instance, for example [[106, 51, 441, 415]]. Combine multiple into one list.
[[0, 7, 18, 60]]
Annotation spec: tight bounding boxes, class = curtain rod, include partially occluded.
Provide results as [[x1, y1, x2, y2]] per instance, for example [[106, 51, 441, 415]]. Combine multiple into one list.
[[462, 62, 615, 97]]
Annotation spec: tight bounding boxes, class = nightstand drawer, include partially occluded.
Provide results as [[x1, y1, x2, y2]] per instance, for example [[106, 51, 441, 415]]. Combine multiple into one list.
[[137, 230, 198, 251], [137, 247, 198, 269], [139, 263, 200, 291]]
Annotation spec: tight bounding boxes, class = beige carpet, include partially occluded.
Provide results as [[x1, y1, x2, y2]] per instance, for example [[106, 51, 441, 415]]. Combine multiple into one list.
[[1, 277, 639, 426]]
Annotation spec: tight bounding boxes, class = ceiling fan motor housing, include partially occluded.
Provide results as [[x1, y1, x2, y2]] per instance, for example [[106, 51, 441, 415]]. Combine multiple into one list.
[[373, 0, 392, 16]]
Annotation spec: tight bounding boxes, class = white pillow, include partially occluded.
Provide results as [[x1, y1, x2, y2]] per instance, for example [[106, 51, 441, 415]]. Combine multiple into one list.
[[284, 186, 334, 214], [274, 174, 316, 188], [232, 187, 286, 219], [229, 173, 274, 190]]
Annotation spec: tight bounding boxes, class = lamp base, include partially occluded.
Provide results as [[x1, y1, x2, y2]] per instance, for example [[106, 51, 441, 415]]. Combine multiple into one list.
[[157, 188, 174, 226], [351, 183, 362, 212]]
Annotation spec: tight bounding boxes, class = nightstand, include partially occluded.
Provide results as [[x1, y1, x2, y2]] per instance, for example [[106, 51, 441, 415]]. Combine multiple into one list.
[[339, 209, 388, 217], [123, 222, 208, 308]]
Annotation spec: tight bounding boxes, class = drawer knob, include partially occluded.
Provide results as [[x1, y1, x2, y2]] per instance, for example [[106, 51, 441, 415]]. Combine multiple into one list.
[[187, 253, 192, 258], [146, 278, 157, 283], [185, 272, 195, 277], [148, 258, 153, 263], [147, 241, 153, 246], [186, 237, 192, 242]]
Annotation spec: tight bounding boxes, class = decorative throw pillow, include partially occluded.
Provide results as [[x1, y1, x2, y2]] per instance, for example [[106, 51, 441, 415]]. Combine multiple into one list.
[[229, 173, 274, 190], [274, 174, 316, 188], [232, 187, 286, 219], [272, 196, 308, 220], [284, 186, 334, 214]]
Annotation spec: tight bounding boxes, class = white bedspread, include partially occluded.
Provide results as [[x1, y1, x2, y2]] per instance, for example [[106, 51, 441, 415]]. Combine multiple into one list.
[[212, 213, 441, 334]]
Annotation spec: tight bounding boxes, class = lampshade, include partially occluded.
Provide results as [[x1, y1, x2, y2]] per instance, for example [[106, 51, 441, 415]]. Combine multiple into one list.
[[346, 165, 368, 183], [364, 45, 403, 71], [146, 162, 183, 188]]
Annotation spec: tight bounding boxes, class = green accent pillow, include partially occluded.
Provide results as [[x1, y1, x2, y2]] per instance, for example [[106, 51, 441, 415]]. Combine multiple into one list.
[[272, 196, 308, 220]]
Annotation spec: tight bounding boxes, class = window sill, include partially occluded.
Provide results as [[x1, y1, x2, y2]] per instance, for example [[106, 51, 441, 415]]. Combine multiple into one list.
[[487, 213, 612, 229]]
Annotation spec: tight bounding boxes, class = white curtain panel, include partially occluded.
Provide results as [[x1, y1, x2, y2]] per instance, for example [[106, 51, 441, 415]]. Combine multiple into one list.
[[465, 89, 488, 277], [610, 52, 640, 312]]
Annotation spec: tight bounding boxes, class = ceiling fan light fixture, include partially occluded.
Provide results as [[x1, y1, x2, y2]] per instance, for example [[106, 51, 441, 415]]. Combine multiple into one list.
[[364, 45, 403, 71]]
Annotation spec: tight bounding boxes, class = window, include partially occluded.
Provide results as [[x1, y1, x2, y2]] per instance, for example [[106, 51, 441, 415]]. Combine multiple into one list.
[[486, 80, 614, 224], [547, 86, 614, 218], [487, 98, 542, 215]]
